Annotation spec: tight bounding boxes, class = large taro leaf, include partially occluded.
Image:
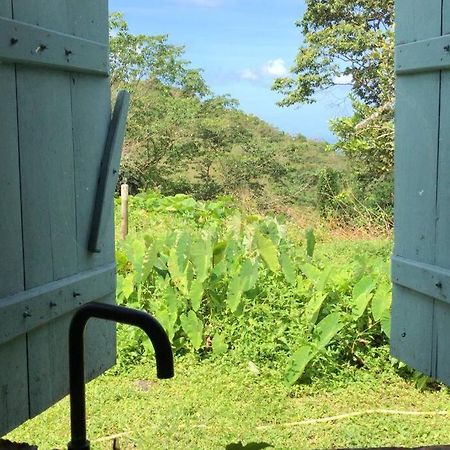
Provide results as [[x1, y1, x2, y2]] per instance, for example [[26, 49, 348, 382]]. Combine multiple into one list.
[[180, 310, 204, 350], [315, 312, 344, 349], [255, 232, 280, 273], [284, 345, 315, 386]]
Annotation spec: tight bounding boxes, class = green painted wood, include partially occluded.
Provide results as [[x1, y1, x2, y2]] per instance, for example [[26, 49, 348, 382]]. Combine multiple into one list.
[[390, 286, 434, 377], [67, 1, 117, 404], [0, 0, 29, 437], [396, 35, 450, 74], [393, 73, 440, 261], [391, 0, 442, 377], [0, 0, 119, 433], [16, 66, 77, 287], [0, 264, 115, 346], [0, 17, 108, 75], [392, 256, 450, 303], [28, 294, 115, 417], [6, 0, 116, 424], [395, 0, 442, 44], [0, 336, 29, 433], [428, 1, 450, 386], [392, 0, 450, 386], [89, 90, 130, 253]]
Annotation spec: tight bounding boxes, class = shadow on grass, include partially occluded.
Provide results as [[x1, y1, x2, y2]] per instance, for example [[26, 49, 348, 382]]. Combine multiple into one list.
[[335, 446, 450, 450], [225, 442, 273, 450]]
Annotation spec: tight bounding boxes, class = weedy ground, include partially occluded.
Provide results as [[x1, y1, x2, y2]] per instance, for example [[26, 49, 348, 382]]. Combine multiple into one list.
[[7, 194, 449, 449], [7, 358, 450, 450]]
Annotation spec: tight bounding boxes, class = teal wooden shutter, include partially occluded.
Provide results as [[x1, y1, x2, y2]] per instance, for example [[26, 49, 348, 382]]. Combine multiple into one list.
[[392, 0, 450, 384], [0, 0, 118, 434]]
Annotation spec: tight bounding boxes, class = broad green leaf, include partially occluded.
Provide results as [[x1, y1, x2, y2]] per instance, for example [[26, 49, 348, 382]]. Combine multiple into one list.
[[239, 259, 259, 292], [352, 276, 376, 319], [371, 283, 392, 322], [190, 278, 204, 312], [154, 285, 179, 341], [226, 274, 243, 313], [315, 312, 344, 349], [212, 334, 228, 354], [212, 241, 227, 266], [380, 309, 391, 338], [255, 232, 280, 272], [280, 251, 296, 285], [301, 263, 321, 282], [316, 265, 333, 292], [190, 237, 212, 282], [284, 345, 315, 386], [305, 228, 316, 258], [180, 310, 204, 350], [303, 292, 327, 325], [122, 274, 135, 300]]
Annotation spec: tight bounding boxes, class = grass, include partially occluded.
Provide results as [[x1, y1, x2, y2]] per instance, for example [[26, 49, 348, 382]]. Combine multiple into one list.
[[7, 356, 450, 450]]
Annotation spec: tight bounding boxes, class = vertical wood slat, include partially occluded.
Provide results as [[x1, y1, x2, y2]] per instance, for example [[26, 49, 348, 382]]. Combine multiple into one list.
[[68, 0, 116, 390], [431, 2, 450, 384], [391, 1, 443, 376], [12, 0, 79, 418], [9, 0, 115, 419], [0, 0, 29, 435], [395, 0, 442, 44]]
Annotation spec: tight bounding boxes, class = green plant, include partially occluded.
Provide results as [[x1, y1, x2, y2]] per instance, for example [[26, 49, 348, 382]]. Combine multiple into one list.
[[115, 192, 392, 385]]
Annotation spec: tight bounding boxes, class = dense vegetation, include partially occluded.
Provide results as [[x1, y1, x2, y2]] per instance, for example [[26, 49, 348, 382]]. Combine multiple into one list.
[[115, 192, 392, 387], [274, 0, 394, 224], [110, 13, 345, 212]]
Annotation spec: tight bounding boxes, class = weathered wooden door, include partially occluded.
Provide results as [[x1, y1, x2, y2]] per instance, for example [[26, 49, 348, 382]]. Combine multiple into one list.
[[0, 0, 118, 435], [392, 0, 450, 384]]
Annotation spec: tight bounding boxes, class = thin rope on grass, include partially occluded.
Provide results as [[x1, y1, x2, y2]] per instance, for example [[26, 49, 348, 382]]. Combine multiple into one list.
[[256, 409, 449, 430]]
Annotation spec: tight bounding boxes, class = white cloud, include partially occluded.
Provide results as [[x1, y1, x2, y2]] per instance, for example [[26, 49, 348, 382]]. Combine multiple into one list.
[[263, 58, 288, 77], [333, 74, 353, 85], [239, 58, 289, 83], [240, 68, 259, 81]]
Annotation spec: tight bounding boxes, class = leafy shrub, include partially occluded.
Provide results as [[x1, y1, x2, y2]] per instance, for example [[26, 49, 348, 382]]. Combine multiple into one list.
[[115, 192, 392, 385]]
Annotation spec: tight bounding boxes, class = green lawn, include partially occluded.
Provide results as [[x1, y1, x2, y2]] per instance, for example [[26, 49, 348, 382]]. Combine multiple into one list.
[[7, 357, 450, 450]]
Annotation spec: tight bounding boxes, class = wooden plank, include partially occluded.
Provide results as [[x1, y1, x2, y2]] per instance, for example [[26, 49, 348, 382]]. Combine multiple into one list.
[[432, 1, 450, 386], [396, 35, 450, 74], [0, 17, 108, 75], [16, 66, 77, 287], [394, 74, 440, 262], [392, 256, 450, 304], [0, 0, 29, 439], [395, 0, 442, 44], [14, 0, 117, 421], [28, 294, 115, 418], [392, 67, 441, 376], [0, 264, 115, 346], [0, 66, 23, 297], [89, 91, 130, 253], [0, 337, 29, 433], [68, 0, 117, 394], [11, 0, 77, 423], [69, 0, 113, 270], [390, 285, 434, 376]]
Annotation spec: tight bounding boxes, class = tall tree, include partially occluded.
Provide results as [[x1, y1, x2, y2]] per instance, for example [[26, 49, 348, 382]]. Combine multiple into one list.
[[273, 0, 395, 213]]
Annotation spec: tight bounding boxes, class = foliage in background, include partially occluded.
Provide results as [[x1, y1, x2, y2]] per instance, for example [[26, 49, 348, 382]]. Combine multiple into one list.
[[109, 13, 345, 210], [274, 0, 395, 224], [115, 192, 392, 386]]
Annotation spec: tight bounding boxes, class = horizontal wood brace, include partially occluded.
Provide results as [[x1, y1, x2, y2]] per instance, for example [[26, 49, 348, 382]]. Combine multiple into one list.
[[0, 263, 116, 346], [396, 35, 450, 75], [0, 17, 108, 75], [392, 255, 450, 304]]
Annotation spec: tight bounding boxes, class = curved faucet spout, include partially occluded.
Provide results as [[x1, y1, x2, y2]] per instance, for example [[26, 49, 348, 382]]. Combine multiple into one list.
[[68, 302, 174, 450]]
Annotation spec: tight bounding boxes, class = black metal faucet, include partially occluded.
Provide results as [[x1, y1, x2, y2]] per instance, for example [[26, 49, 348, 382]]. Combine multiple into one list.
[[67, 302, 174, 450]]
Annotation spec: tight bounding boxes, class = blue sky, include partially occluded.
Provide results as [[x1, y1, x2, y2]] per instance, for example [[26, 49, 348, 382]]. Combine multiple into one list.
[[109, 0, 352, 142]]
